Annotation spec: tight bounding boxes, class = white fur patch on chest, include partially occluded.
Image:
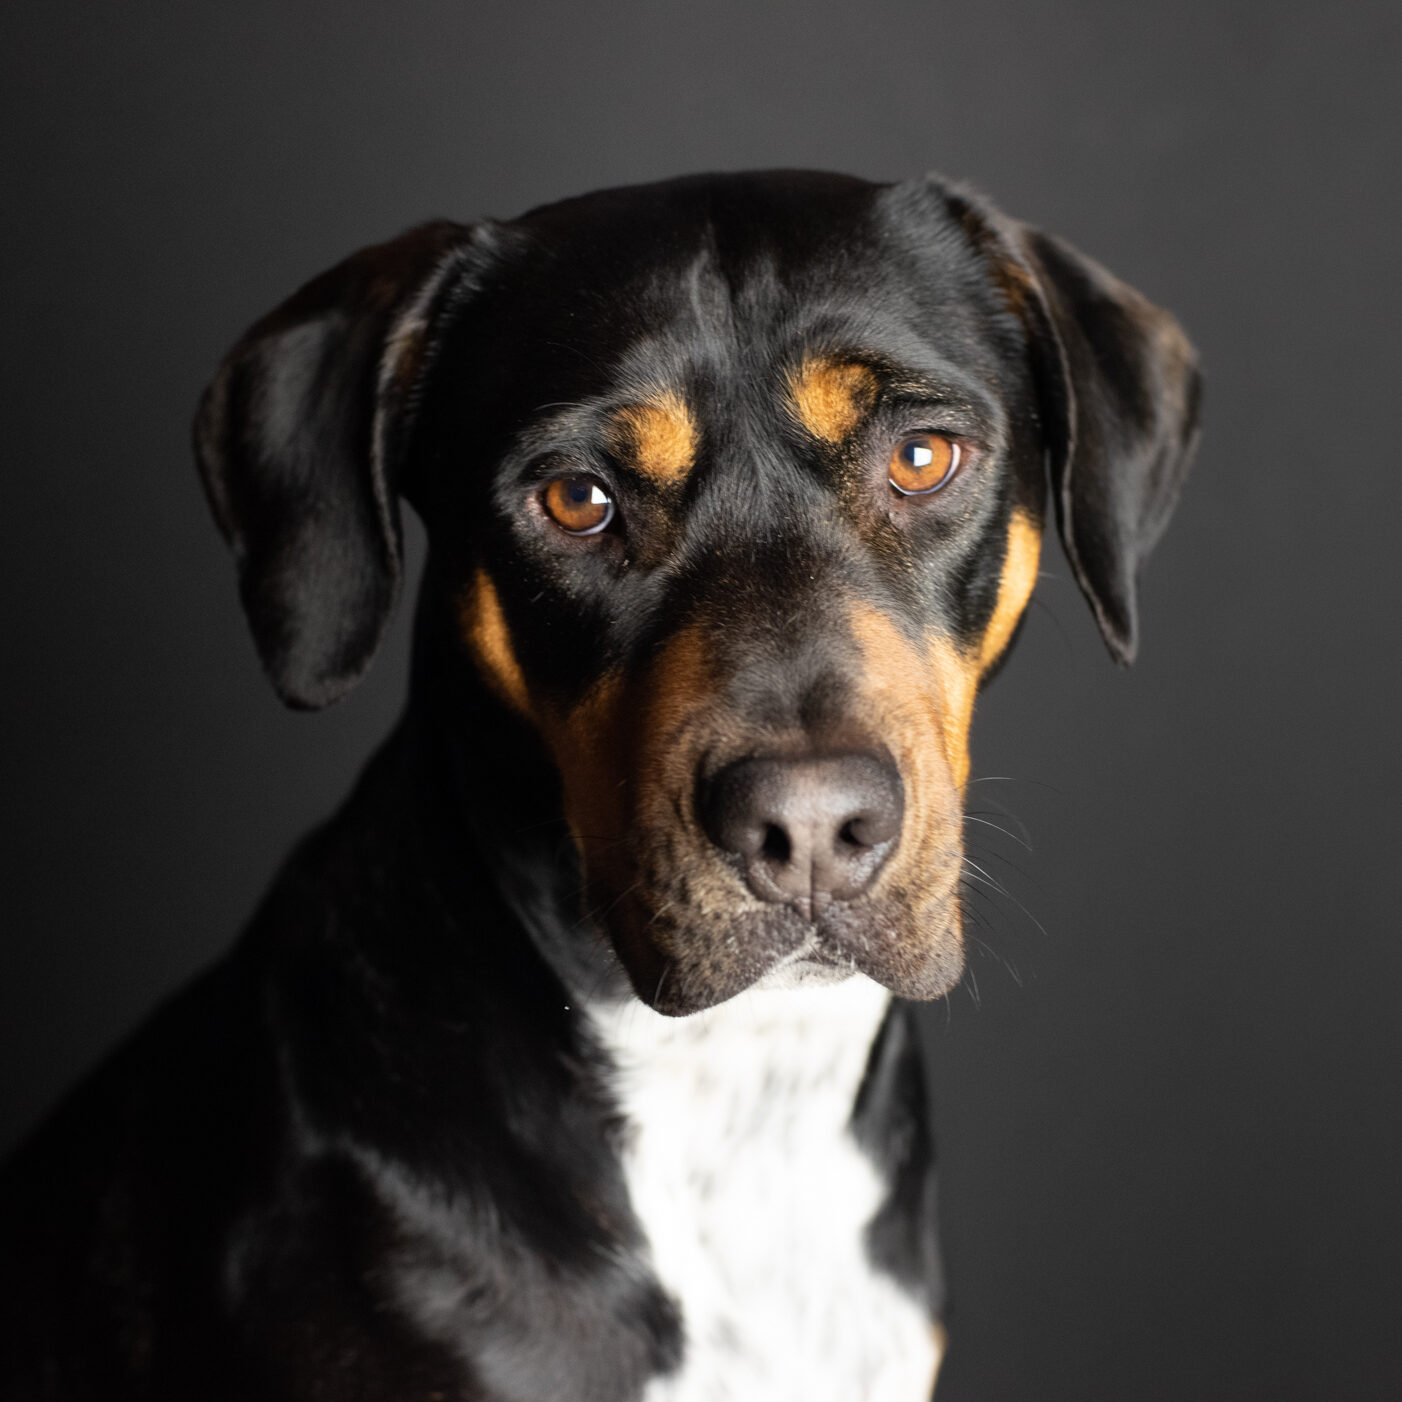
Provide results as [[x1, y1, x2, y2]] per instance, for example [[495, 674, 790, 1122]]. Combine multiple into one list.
[[591, 975, 940, 1402]]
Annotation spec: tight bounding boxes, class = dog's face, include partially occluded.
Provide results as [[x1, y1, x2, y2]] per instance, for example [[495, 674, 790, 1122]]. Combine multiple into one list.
[[196, 172, 1199, 1015]]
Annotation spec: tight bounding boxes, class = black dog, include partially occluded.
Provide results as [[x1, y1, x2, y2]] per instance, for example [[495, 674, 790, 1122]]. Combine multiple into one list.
[[0, 171, 1198, 1400]]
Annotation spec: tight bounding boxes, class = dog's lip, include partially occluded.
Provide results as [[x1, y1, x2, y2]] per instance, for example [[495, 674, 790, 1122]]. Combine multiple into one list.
[[614, 879, 964, 1012], [631, 907, 962, 1013]]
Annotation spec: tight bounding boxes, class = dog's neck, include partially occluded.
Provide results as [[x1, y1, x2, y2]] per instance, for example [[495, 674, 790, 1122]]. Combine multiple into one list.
[[237, 660, 927, 1396]]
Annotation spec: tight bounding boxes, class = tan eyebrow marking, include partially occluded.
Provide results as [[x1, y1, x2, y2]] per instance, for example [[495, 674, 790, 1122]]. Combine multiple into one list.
[[607, 389, 698, 481], [785, 357, 879, 443]]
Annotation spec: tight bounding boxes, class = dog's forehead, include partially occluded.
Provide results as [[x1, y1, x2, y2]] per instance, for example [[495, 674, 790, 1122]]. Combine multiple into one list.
[[459, 171, 1013, 420]]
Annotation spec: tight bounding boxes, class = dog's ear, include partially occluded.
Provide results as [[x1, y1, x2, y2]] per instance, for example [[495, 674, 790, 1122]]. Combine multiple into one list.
[[947, 187, 1202, 665], [194, 220, 477, 709]]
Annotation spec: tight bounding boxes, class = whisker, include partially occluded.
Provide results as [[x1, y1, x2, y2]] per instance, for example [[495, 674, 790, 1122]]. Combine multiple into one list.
[[968, 935, 1023, 989], [965, 843, 1039, 888], [964, 776, 1064, 800], [571, 879, 641, 934], [965, 797, 1034, 849], [961, 856, 1011, 897], [642, 900, 676, 933], [541, 340, 614, 377], [964, 963, 982, 1011], [963, 814, 1033, 851], [1025, 593, 1075, 660], [960, 865, 1050, 942]]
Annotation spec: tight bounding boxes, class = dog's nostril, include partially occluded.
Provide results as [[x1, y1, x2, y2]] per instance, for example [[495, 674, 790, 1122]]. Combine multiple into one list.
[[844, 807, 901, 850], [761, 823, 791, 865], [700, 753, 904, 909]]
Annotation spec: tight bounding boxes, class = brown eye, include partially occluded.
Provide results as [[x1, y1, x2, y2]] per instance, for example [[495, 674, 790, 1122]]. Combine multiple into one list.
[[542, 475, 615, 535], [888, 433, 960, 495]]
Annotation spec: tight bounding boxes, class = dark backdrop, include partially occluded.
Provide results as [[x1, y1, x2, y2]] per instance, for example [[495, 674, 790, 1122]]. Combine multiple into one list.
[[3, 2, 1399, 1397]]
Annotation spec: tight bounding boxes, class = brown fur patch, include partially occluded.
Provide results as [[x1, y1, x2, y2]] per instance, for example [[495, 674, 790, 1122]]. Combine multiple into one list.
[[543, 626, 734, 990], [975, 508, 1042, 675], [846, 603, 968, 851], [846, 510, 1039, 807], [547, 626, 713, 884], [460, 569, 532, 718], [925, 637, 979, 794], [900, 509, 1044, 790], [608, 390, 698, 481], [886, 508, 1044, 790], [457, 596, 718, 908], [546, 669, 627, 854], [785, 358, 878, 443]]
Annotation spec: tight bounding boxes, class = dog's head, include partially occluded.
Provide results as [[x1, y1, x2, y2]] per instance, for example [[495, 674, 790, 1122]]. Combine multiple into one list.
[[196, 172, 1199, 1015]]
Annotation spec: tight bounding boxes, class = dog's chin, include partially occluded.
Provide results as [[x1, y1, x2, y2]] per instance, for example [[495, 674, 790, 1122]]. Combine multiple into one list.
[[604, 891, 965, 1017]]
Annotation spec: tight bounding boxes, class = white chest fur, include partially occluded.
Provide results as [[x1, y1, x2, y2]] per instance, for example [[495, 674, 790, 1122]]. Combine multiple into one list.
[[591, 976, 940, 1402]]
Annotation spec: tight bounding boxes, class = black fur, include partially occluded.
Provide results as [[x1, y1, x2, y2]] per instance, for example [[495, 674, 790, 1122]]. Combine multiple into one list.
[[0, 170, 1199, 1399]]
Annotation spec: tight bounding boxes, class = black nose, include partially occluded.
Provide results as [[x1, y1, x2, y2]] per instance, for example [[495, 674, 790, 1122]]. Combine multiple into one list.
[[699, 753, 904, 918]]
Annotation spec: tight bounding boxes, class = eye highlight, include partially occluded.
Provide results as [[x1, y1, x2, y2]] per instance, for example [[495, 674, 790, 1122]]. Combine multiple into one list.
[[888, 433, 960, 496], [542, 475, 616, 535]]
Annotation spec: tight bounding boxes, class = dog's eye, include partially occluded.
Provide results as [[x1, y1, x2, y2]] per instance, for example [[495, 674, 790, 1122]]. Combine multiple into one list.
[[542, 475, 616, 535], [888, 434, 960, 496]]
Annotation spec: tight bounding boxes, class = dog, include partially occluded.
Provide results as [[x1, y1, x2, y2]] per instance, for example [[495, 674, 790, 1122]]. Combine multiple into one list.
[[0, 170, 1199, 1400]]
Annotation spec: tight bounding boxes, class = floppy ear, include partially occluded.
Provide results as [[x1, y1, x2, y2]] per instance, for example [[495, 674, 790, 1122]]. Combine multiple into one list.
[[949, 188, 1202, 665], [194, 220, 478, 708]]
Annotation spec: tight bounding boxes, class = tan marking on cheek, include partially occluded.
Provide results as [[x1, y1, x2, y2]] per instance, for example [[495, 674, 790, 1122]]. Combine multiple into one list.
[[927, 637, 979, 792], [625, 627, 720, 923], [847, 606, 936, 710], [546, 627, 719, 955], [547, 629, 713, 865], [929, 510, 1044, 787], [547, 669, 628, 858], [847, 605, 973, 849], [609, 390, 697, 481], [460, 569, 532, 718], [976, 508, 1043, 675], [635, 626, 715, 774], [848, 601, 980, 795], [785, 357, 878, 443]]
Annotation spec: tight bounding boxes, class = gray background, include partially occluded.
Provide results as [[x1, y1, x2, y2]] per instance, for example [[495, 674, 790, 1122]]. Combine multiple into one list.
[[3, 2, 1399, 1396]]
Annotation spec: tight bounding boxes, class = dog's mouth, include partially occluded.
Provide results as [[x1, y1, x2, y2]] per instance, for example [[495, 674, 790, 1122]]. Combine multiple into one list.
[[580, 808, 966, 1015]]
